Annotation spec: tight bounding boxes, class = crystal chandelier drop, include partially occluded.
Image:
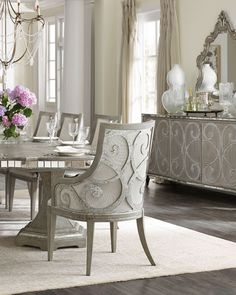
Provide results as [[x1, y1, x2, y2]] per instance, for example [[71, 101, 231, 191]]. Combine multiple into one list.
[[0, 0, 45, 89]]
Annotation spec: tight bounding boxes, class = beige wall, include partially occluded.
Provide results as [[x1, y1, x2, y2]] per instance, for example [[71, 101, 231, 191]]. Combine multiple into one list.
[[94, 0, 160, 116], [94, 0, 122, 116], [178, 0, 236, 90]]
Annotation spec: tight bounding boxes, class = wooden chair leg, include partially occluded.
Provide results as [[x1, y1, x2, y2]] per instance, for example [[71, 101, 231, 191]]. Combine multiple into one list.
[[110, 221, 117, 253], [136, 217, 156, 266], [47, 206, 57, 261], [9, 176, 16, 212], [86, 221, 95, 276], [38, 178, 43, 210], [29, 181, 38, 220], [5, 172, 10, 209]]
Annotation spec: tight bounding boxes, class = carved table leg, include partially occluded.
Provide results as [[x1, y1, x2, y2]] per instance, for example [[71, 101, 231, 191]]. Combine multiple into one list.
[[15, 170, 86, 251]]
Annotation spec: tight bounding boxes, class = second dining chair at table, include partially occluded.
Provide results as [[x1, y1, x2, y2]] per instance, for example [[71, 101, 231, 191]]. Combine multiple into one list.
[[7, 111, 55, 219], [7, 112, 82, 219], [90, 114, 122, 149]]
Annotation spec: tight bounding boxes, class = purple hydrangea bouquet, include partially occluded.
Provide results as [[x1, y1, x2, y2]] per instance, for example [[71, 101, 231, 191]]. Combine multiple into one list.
[[0, 85, 37, 139]]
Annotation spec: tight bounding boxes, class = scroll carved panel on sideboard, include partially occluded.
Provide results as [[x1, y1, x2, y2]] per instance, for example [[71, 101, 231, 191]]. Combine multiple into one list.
[[142, 114, 236, 194]]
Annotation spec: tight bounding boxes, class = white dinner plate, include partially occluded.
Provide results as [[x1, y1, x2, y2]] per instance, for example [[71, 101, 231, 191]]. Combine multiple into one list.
[[54, 146, 89, 157], [33, 136, 59, 142]]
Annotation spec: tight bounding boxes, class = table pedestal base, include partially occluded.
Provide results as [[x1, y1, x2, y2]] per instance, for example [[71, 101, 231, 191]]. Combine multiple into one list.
[[15, 218, 86, 251], [15, 171, 87, 251]]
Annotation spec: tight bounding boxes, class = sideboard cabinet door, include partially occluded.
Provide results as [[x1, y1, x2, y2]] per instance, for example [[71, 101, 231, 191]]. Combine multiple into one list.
[[149, 118, 170, 177], [170, 120, 201, 183], [202, 122, 236, 189]]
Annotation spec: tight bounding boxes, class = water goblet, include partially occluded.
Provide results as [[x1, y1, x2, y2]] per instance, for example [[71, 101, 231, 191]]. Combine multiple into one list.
[[68, 122, 80, 145], [46, 120, 57, 144], [78, 126, 90, 145]]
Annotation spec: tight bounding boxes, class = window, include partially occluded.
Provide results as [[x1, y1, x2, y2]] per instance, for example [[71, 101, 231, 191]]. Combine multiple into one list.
[[46, 17, 64, 104], [130, 11, 160, 122]]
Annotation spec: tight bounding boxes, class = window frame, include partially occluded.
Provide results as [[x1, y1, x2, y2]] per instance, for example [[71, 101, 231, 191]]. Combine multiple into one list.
[[45, 16, 64, 107], [130, 10, 160, 123]]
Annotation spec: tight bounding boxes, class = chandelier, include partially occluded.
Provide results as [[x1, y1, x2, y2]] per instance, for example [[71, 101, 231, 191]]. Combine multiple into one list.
[[0, 0, 45, 90]]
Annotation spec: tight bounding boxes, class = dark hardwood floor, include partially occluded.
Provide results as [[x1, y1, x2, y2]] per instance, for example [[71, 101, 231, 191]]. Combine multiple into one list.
[[12, 180, 236, 295]]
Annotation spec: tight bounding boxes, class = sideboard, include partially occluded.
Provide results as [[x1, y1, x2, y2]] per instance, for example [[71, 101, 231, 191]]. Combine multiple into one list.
[[142, 113, 236, 194]]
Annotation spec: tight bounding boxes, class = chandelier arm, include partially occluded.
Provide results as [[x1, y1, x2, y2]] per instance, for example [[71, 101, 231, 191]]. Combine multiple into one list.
[[21, 16, 45, 29], [0, 2, 5, 20], [6, 0, 18, 24], [0, 0, 45, 88], [5, 22, 18, 64], [7, 0, 17, 15], [11, 21, 31, 64]]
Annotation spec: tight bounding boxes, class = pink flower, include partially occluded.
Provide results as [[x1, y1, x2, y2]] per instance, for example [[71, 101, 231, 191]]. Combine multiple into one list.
[[2, 116, 10, 127], [11, 85, 37, 107], [12, 113, 28, 127]]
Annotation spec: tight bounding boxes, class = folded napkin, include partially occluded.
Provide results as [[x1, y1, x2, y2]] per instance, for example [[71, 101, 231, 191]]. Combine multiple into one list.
[[55, 146, 82, 153]]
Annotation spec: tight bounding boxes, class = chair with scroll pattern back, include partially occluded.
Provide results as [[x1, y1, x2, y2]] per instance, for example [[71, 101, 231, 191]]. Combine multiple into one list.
[[47, 121, 156, 275]]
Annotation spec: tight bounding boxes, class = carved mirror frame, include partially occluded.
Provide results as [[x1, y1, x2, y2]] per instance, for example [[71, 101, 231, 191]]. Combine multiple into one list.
[[196, 11, 236, 90]]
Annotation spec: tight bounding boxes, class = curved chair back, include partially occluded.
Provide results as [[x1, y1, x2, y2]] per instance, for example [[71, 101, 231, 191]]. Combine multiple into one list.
[[33, 111, 55, 137], [58, 113, 82, 141], [91, 114, 122, 149], [55, 121, 154, 216]]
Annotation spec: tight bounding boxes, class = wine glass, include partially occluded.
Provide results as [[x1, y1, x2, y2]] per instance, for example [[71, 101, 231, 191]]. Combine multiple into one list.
[[78, 126, 90, 145], [46, 118, 58, 144], [68, 122, 80, 145]]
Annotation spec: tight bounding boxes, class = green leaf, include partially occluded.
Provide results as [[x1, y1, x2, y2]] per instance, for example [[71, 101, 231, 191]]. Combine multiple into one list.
[[2, 96, 8, 106], [11, 103, 22, 113], [3, 125, 18, 139], [24, 108, 32, 117]]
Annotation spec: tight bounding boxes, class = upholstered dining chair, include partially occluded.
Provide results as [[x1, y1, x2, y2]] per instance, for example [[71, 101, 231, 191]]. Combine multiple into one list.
[[58, 112, 83, 141], [7, 111, 55, 219], [47, 121, 156, 275], [90, 114, 121, 149], [8, 112, 83, 219]]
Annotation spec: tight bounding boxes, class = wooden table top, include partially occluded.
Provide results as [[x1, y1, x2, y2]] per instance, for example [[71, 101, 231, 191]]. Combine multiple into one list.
[[0, 141, 94, 170]]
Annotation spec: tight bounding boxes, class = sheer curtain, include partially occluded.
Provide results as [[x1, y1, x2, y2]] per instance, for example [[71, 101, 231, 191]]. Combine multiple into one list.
[[119, 0, 137, 123], [157, 0, 180, 114]]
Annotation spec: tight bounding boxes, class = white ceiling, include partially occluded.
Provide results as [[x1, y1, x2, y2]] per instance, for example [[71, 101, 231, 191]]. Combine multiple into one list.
[[12, 0, 65, 9]]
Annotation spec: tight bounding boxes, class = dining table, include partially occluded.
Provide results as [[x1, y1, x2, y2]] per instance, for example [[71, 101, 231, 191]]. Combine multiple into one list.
[[0, 139, 94, 250]]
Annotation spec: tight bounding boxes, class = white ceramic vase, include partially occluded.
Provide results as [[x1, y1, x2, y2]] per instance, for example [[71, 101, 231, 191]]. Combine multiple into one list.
[[199, 63, 217, 92], [167, 64, 185, 89], [162, 64, 186, 114], [162, 88, 185, 114]]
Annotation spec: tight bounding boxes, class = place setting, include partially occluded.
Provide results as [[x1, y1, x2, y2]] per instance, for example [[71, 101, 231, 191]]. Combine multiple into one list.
[[54, 122, 94, 157], [32, 113, 59, 144]]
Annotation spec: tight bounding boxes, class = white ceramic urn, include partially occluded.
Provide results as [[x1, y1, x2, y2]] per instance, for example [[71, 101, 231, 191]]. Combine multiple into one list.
[[199, 63, 217, 92], [167, 64, 185, 89]]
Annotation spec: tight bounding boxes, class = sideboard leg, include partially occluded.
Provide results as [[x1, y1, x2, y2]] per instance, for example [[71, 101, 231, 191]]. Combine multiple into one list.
[[146, 175, 150, 187]]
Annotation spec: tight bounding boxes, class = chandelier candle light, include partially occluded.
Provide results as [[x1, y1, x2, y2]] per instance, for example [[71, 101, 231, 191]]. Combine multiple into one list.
[[0, 0, 45, 90]]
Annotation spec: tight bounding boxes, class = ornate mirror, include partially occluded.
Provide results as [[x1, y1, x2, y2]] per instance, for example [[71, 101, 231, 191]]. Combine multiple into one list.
[[196, 11, 236, 91]]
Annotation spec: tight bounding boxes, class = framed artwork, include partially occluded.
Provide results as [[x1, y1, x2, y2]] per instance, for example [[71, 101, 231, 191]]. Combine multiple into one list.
[[205, 44, 221, 83]]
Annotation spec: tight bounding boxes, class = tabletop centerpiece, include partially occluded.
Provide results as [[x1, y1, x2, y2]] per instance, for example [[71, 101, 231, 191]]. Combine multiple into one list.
[[0, 85, 37, 139]]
